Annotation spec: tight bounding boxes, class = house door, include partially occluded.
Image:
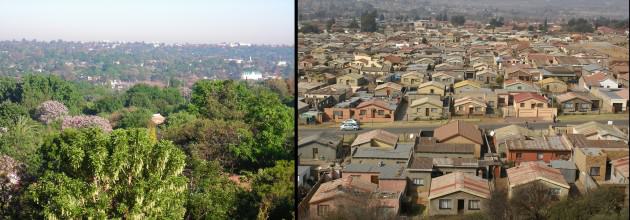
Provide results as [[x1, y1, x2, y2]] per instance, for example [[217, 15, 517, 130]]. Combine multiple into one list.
[[425, 108, 429, 116], [613, 103, 623, 113], [457, 199, 465, 214], [469, 107, 474, 114], [312, 148, 318, 159], [574, 103, 579, 112], [486, 77, 489, 84]]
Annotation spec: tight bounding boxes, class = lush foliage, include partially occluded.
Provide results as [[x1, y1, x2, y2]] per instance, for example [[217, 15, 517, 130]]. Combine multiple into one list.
[[0, 101, 28, 127], [185, 159, 242, 219], [115, 108, 152, 129], [0, 116, 43, 176], [360, 10, 378, 32], [124, 84, 184, 114], [22, 128, 188, 219], [565, 18, 595, 33], [450, 15, 466, 26], [251, 160, 295, 220]]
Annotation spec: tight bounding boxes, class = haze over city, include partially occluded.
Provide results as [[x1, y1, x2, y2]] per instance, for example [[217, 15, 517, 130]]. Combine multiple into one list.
[[0, 0, 295, 45]]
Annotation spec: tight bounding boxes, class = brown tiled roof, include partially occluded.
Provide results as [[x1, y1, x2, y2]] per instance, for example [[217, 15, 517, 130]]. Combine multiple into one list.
[[350, 129, 398, 147], [429, 172, 490, 200], [408, 157, 434, 170], [513, 92, 547, 103], [415, 137, 475, 154], [434, 120, 483, 144], [375, 82, 403, 91], [355, 99, 395, 110], [555, 92, 592, 103], [506, 161, 570, 189], [582, 72, 610, 87], [309, 176, 377, 204], [506, 135, 572, 151]]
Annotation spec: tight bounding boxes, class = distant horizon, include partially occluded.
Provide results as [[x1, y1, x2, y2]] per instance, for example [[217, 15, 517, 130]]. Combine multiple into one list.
[[0, 38, 294, 47], [0, 0, 294, 45]]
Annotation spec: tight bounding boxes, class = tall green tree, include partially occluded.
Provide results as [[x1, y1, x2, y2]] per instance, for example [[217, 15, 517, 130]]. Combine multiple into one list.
[[185, 159, 242, 219], [18, 74, 82, 114], [360, 10, 378, 32], [251, 160, 294, 220], [21, 128, 188, 219]]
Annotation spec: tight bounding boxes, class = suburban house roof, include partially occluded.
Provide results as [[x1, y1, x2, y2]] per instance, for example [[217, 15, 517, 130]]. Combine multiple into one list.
[[375, 82, 403, 91], [428, 172, 490, 200], [611, 156, 629, 178], [352, 143, 414, 160], [343, 163, 407, 180], [433, 157, 479, 168], [595, 88, 629, 100], [402, 71, 425, 78], [434, 120, 483, 144], [506, 161, 570, 189], [432, 71, 454, 79], [555, 92, 593, 103], [340, 73, 366, 80], [309, 176, 377, 204], [355, 99, 397, 111], [539, 77, 567, 85], [454, 80, 481, 89], [351, 129, 398, 147], [564, 134, 628, 149], [513, 92, 547, 103], [582, 72, 614, 87], [506, 135, 572, 151], [410, 96, 442, 108], [415, 137, 475, 154], [493, 125, 537, 143], [453, 96, 487, 107], [419, 81, 445, 89], [298, 132, 341, 149], [407, 157, 434, 170], [572, 121, 628, 140]]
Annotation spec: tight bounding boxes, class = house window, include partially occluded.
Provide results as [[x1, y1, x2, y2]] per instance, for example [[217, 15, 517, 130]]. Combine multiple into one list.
[[531, 104, 536, 109], [430, 89, 434, 94], [360, 110, 367, 115], [413, 178, 425, 186], [516, 153, 522, 159], [549, 188, 561, 196], [458, 106, 463, 111], [488, 101, 495, 106], [517, 86, 522, 90], [317, 205, 330, 216], [475, 107, 481, 112], [313, 148, 318, 159], [520, 103, 525, 107], [431, 108, 437, 113], [590, 167, 600, 176], [371, 175, 379, 184], [377, 110, 385, 115], [439, 199, 452, 209], [581, 103, 590, 110], [417, 108, 422, 113], [564, 103, 574, 109], [537, 152, 544, 160], [536, 103, 544, 108], [333, 111, 343, 117], [469, 200, 480, 210]]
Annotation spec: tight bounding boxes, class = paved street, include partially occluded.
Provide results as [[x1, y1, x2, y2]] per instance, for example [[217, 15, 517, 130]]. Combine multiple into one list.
[[298, 119, 629, 137]]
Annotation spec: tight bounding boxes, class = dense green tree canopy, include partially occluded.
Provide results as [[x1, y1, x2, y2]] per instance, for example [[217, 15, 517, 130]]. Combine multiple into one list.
[[185, 159, 242, 219], [22, 128, 188, 219], [115, 108, 152, 129], [360, 10, 378, 32], [124, 84, 184, 114], [18, 74, 83, 114]]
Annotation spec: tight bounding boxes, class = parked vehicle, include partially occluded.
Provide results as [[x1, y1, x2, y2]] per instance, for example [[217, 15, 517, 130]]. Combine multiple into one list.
[[343, 119, 359, 125], [340, 123, 360, 131]]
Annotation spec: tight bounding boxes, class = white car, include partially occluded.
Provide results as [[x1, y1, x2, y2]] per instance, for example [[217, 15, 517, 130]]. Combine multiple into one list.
[[339, 123, 359, 131], [343, 119, 359, 125]]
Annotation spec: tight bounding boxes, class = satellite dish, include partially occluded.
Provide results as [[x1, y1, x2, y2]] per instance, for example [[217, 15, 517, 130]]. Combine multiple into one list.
[[489, 130, 495, 136]]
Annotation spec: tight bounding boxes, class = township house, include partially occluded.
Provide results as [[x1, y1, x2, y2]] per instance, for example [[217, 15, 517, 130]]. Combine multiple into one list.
[[568, 135, 629, 189], [579, 72, 619, 90], [407, 96, 444, 120], [572, 121, 628, 142], [433, 120, 484, 159], [506, 161, 570, 199], [505, 135, 573, 165], [323, 98, 399, 123], [453, 96, 487, 116], [374, 82, 403, 97], [308, 176, 402, 219], [511, 92, 557, 119], [453, 80, 481, 94], [427, 172, 490, 216], [538, 77, 568, 93], [590, 88, 628, 113], [492, 124, 538, 158], [555, 92, 602, 114]]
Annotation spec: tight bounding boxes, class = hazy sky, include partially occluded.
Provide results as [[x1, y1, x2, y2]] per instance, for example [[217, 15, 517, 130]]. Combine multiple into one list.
[[0, 0, 294, 45]]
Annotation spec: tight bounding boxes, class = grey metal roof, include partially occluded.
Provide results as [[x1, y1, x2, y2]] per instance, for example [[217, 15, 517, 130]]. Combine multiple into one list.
[[550, 160, 577, 170], [352, 143, 414, 159], [343, 163, 407, 179], [298, 132, 342, 148]]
